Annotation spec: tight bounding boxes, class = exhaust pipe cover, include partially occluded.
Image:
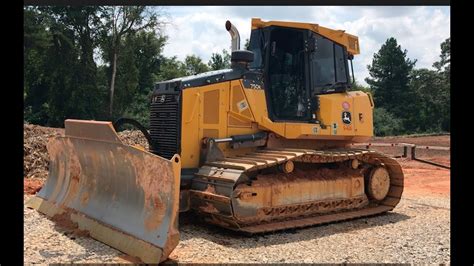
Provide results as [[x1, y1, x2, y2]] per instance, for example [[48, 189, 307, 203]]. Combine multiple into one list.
[[226, 20, 240, 51]]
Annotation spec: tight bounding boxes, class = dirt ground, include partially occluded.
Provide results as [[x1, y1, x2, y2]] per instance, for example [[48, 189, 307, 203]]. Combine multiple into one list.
[[373, 134, 450, 147], [362, 134, 450, 198], [23, 133, 450, 263]]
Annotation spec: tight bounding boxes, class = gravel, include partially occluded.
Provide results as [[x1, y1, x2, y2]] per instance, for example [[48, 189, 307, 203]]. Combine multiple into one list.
[[23, 124, 450, 263], [24, 195, 128, 264], [24, 194, 450, 264]]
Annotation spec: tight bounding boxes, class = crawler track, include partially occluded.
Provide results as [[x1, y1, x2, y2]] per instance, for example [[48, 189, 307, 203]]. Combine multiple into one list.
[[190, 148, 404, 234]]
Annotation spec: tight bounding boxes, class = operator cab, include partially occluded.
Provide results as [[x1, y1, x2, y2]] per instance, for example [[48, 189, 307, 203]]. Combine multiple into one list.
[[248, 26, 352, 122]]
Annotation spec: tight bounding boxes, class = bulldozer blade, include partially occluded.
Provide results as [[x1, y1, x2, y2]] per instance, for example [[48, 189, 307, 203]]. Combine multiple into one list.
[[25, 119, 181, 263]]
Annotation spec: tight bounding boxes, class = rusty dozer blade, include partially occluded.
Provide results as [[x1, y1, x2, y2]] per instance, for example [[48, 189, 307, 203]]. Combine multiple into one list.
[[25, 119, 181, 263]]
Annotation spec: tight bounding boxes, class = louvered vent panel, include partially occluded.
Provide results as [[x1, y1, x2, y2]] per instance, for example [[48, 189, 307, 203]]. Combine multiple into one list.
[[149, 93, 181, 160]]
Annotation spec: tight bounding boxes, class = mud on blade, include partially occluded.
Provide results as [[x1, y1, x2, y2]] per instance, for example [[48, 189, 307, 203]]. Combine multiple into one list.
[[26, 119, 181, 263]]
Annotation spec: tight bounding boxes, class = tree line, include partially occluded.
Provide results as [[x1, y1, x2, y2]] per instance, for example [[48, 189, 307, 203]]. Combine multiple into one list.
[[24, 6, 450, 136], [358, 37, 450, 136], [24, 6, 230, 127]]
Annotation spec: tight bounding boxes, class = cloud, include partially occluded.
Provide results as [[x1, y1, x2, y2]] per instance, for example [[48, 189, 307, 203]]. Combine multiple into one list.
[[160, 6, 450, 86]]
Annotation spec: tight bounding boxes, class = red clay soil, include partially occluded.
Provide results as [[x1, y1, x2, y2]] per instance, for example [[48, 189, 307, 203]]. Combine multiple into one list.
[[24, 178, 44, 195], [362, 135, 451, 160], [369, 135, 451, 197], [372, 134, 450, 147], [399, 159, 450, 197]]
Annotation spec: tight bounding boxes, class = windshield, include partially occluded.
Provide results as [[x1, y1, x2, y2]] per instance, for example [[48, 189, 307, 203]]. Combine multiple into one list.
[[310, 34, 349, 94]]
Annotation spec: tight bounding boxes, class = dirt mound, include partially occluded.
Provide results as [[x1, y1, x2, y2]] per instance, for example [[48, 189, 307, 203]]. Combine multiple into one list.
[[23, 123, 150, 181], [116, 129, 150, 151], [24, 123, 64, 179]]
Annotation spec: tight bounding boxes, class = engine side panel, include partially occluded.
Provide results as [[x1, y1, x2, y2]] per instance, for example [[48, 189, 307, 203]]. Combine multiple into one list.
[[181, 83, 228, 168]]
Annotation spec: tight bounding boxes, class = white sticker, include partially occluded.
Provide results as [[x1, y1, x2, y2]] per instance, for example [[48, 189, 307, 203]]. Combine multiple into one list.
[[237, 100, 249, 112]]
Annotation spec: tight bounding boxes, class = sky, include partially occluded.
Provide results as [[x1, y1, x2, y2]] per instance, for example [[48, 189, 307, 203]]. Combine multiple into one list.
[[157, 6, 450, 86]]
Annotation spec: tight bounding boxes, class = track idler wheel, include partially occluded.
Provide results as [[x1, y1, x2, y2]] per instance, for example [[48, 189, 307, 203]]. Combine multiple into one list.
[[366, 166, 390, 201], [279, 160, 294, 174]]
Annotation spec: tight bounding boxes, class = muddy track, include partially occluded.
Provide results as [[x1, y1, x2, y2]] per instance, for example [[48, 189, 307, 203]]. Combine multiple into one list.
[[191, 148, 403, 234]]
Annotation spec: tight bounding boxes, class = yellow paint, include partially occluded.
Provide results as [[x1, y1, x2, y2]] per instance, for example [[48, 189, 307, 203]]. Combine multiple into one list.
[[353, 91, 374, 136], [251, 18, 360, 55], [181, 88, 201, 167], [181, 83, 229, 167], [230, 81, 254, 121], [228, 115, 252, 128], [180, 79, 373, 168], [240, 80, 268, 121]]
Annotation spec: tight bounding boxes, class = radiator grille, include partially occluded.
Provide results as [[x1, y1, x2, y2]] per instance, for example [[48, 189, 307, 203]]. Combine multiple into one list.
[[149, 93, 181, 160]]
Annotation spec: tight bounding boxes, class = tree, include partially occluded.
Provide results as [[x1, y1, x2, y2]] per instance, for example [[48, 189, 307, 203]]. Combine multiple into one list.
[[101, 6, 162, 118], [349, 79, 372, 94], [24, 7, 52, 124], [112, 35, 140, 117], [208, 49, 231, 70], [24, 6, 173, 127], [244, 38, 250, 50], [120, 32, 167, 126], [24, 6, 106, 126], [183, 55, 209, 75], [433, 37, 450, 79], [133, 31, 167, 93], [428, 37, 450, 131], [53, 7, 105, 123], [373, 107, 403, 136], [155, 56, 187, 81], [403, 38, 450, 133], [366, 37, 417, 130], [409, 68, 450, 132]]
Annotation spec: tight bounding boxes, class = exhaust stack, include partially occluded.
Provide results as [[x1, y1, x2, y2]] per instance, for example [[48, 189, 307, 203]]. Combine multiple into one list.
[[225, 20, 240, 51]]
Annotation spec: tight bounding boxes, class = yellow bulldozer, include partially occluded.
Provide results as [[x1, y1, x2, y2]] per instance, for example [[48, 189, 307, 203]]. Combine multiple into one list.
[[27, 18, 404, 263]]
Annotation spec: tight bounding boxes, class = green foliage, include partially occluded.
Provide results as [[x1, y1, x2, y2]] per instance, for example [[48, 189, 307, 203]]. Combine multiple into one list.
[[133, 32, 167, 93], [433, 37, 450, 79], [155, 56, 187, 81], [374, 107, 404, 136], [183, 55, 210, 75], [99, 6, 162, 118], [407, 68, 450, 132], [366, 37, 417, 125], [208, 49, 231, 70], [367, 37, 450, 136], [349, 79, 372, 94], [373, 107, 404, 136], [112, 35, 140, 117], [123, 92, 152, 127], [24, 6, 168, 127], [24, 6, 106, 127], [24, 7, 53, 125], [244, 38, 250, 50]]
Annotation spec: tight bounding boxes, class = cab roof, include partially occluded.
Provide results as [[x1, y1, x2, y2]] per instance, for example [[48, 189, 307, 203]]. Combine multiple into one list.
[[251, 18, 360, 56]]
